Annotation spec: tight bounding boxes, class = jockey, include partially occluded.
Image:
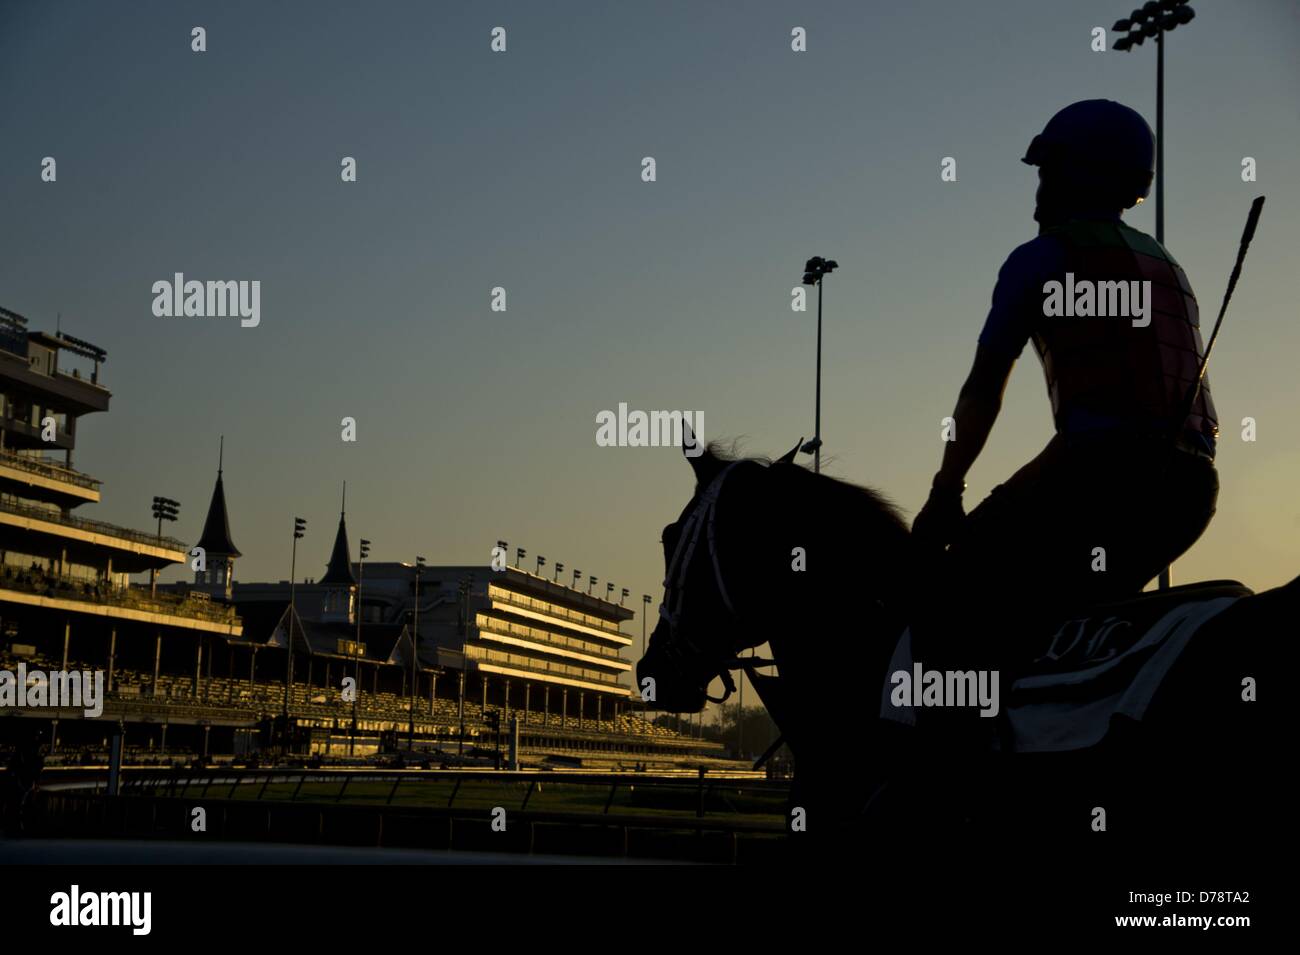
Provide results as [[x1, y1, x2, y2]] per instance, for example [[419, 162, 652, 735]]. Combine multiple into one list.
[[911, 99, 1220, 674]]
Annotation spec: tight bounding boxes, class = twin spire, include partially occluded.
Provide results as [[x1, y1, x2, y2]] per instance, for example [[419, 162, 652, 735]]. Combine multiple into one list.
[[196, 435, 241, 558], [199, 438, 354, 585], [320, 480, 355, 586]]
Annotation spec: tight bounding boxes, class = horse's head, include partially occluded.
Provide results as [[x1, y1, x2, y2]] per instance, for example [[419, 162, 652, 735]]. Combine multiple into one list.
[[636, 433, 803, 713]]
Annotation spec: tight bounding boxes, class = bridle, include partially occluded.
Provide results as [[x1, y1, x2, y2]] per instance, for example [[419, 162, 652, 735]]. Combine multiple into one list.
[[658, 460, 750, 704], [653, 446, 800, 770]]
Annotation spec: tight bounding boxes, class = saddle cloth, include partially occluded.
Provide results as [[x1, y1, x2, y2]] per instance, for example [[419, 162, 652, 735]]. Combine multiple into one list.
[[880, 581, 1249, 752]]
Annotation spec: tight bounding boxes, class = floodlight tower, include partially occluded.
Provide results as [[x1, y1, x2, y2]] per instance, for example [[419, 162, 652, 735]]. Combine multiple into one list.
[[800, 256, 839, 474], [283, 517, 306, 720], [349, 537, 370, 756]]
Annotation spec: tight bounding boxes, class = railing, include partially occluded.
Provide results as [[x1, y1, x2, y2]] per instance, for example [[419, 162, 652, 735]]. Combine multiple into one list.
[[23, 769, 789, 863], [100, 699, 253, 722], [57, 367, 107, 389], [1, 417, 72, 446], [0, 496, 187, 550], [108, 767, 777, 804], [0, 450, 102, 491], [0, 567, 239, 625], [106, 686, 679, 742]]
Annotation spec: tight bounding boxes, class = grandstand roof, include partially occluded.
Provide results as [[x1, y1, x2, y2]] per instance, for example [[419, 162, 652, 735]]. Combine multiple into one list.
[[231, 599, 422, 668], [229, 600, 293, 647]]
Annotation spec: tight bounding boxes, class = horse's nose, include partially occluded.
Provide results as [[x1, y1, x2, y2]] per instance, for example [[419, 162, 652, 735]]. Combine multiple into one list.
[[634, 644, 659, 696], [636, 644, 673, 711]]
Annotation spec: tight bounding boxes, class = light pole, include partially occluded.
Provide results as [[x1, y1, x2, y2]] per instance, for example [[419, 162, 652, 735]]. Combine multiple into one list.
[[455, 571, 473, 760], [149, 496, 179, 598], [800, 256, 838, 474], [1112, 0, 1195, 590], [536, 555, 546, 577], [284, 517, 306, 744], [408, 556, 425, 751], [641, 594, 652, 656], [349, 537, 370, 757], [457, 574, 472, 635], [457, 670, 466, 758], [553, 561, 563, 583]]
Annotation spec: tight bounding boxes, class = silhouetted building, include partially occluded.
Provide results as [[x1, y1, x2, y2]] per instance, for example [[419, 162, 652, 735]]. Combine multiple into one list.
[[235, 561, 636, 733], [0, 306, 242, 755]]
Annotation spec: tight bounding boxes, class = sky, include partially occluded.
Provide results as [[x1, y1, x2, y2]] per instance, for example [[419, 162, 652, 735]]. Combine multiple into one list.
[[1, 1, 1297, 711]]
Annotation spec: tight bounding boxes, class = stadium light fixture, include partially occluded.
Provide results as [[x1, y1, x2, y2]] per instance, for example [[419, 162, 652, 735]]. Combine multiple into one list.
[[149, 496, 179, 597]]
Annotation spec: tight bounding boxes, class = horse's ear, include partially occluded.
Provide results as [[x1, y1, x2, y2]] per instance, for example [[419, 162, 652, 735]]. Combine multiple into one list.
[[682, 420, 700, 457], [775, 437, 804, 465], [683, 423, 720, 484]]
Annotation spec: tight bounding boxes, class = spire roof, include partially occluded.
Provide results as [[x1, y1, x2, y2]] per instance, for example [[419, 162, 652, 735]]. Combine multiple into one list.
[[320, 483, 355, 586], [196, 438, 241, 557]]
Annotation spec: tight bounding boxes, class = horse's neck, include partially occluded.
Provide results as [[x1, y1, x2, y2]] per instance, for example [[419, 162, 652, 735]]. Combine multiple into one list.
[[726, 466, 908, 719], [766, 605, 899, 678]]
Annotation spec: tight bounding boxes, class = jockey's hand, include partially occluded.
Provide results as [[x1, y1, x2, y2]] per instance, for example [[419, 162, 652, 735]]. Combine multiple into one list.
[[912, 483, 966, 551]]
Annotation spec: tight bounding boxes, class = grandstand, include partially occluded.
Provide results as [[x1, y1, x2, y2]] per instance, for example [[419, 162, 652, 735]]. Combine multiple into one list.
[[0, 308, 719, 769]]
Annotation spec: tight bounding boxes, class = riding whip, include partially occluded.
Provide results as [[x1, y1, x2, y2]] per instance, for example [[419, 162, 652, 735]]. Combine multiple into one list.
[[1173, 195, 1266, 434]]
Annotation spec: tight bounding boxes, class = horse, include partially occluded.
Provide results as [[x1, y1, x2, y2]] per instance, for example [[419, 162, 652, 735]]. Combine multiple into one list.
[[637, 435, 1291, 865]]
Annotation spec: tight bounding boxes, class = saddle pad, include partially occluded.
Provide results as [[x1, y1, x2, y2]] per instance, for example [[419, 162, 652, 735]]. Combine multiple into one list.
[[879, 596, 1240, 751], [1006, 595, 1238, 751]]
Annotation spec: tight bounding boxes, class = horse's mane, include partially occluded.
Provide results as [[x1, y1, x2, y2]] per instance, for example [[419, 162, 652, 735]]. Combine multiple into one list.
[[705, 440, 910, 538]]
